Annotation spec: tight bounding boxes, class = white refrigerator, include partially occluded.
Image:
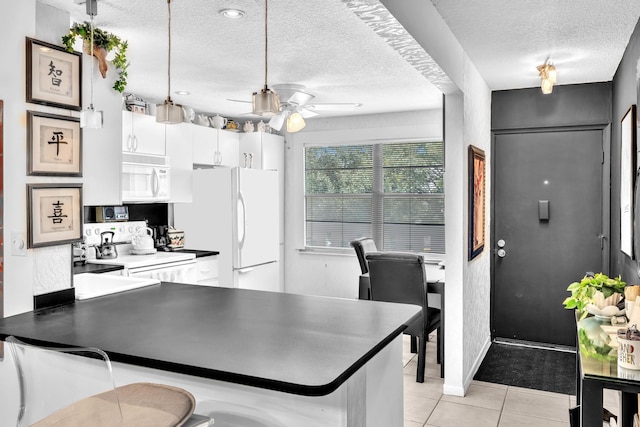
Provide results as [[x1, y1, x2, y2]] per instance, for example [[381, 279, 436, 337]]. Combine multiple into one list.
[[174, 167, 280, 291]]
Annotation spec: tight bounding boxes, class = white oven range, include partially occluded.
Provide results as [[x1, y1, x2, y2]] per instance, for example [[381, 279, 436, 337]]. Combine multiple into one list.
[[83, 221, 197, 283]]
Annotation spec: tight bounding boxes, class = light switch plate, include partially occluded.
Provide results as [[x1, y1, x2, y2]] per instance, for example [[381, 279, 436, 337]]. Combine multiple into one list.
[[11, 231, 27, 256]]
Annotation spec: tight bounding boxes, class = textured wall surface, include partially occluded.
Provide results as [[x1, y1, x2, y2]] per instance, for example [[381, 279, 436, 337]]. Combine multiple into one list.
[[612, 19, 640, 283], [462, 55, 492, 383]]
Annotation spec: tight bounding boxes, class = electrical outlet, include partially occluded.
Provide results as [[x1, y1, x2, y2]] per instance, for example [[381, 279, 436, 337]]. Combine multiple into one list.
[[11, 232, 27, 256]]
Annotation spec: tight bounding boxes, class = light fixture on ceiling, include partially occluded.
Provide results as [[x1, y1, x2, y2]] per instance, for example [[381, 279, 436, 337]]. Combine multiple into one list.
[[537, 59, 557, 95], [80, 0, 103, 128], [252, 0, 280, 116], [175, 90, 190, 95], [268, 108, 310, 133], [219, 8, 245, 19], [286, 112, 306, 132], [156, 0, 184, 124]]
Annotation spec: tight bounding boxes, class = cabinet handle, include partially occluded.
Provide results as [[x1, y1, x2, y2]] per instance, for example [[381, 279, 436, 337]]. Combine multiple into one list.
[[127, 134, 133, 151], [133, 135, 139, 152]]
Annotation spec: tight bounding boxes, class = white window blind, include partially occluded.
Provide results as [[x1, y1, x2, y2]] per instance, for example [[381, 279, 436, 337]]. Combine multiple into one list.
[[305, 141, 445, 252]]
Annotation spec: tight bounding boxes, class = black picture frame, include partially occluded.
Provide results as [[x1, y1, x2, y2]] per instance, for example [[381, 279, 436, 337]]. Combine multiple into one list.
[[621, 105, 637, 258], [469, 145, 486, 260], [27, 183, 83, 248], [26, 37, 82, 111], [27, 110, 82, 176]]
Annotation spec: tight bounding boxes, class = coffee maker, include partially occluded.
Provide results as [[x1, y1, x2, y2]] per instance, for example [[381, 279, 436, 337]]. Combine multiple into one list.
[[150, 225, 169, 250]]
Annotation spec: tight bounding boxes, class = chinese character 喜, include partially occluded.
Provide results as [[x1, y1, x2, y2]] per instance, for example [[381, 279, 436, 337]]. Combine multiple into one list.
[[47, 200, 68, 224]]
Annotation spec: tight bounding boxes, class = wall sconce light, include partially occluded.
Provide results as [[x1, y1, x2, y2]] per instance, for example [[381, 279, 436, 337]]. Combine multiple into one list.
[[537, 60, 557, 95]]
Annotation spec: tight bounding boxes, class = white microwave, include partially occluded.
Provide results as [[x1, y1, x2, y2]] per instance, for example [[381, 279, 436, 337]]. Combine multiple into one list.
[[122, 153, 170, 202]]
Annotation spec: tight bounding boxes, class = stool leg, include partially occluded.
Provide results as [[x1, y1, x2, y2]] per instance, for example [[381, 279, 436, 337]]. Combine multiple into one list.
[[410, 335, 417, 353]]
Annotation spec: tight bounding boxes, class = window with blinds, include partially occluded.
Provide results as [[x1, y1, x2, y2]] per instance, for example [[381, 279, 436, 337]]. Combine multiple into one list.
[[305, 141, 445, 253]]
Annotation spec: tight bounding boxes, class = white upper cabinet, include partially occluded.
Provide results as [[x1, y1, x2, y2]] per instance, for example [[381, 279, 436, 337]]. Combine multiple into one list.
[[239, 132, 284, 171], [192, 126, 239, 168], [166, 123, 194, 203], [82, 56, 123, 206], [122, 110, 166, 155]]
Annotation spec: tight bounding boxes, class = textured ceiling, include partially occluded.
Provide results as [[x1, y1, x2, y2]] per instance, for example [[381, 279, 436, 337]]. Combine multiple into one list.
[[39, 0, 444, 120], [431, 0, 640, 90], [37, 0, 640, 121]]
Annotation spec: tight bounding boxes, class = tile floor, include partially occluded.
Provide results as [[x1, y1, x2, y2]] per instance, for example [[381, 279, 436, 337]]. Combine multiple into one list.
[[402, 335, 618, 427]]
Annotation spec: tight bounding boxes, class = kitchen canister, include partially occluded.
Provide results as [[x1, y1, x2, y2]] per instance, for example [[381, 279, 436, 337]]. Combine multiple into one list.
[[618, 328, 640, 370]]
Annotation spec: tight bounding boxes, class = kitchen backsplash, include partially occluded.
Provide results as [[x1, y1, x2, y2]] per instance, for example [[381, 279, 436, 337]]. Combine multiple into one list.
[[83, 203, 168, 225]]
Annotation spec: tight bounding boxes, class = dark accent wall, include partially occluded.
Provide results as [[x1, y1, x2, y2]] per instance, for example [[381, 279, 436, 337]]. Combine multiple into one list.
[[612, 18, 640, 282], [492, 83, 611, 130]]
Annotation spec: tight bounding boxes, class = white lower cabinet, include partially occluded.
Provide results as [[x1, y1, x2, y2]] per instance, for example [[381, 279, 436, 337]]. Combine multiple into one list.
[[195, 256, 219, 287]]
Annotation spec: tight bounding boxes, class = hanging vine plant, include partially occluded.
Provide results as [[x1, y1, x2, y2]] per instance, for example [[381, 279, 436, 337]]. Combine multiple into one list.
[[62, 22, 129, 93]]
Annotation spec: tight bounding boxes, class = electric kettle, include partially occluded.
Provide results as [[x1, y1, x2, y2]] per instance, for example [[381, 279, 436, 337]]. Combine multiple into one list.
[[93, 231, 118, 259], [132, 227, 155, 251]]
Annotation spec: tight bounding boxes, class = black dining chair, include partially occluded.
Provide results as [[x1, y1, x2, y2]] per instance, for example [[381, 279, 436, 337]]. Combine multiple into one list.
[[365, 252, 441, 383], [350, 237, 378, 300], [350, 237, 377, 275]]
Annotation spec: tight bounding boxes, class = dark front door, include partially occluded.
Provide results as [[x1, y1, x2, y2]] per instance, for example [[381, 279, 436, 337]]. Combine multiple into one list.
[[492, 128, 604, 346]]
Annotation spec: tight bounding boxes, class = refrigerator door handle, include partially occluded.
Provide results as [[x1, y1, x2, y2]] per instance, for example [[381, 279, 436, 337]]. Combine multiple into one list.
[[237, 191, 246, 251], [237, 267, 254, 274]]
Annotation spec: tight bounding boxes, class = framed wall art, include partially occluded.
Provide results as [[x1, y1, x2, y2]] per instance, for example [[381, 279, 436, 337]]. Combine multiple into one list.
[[27, 111, 81, 176], [27, 184, 83, 248], [468, 145, 486, 260], [621, 104, 637, 258], [26, 37, 82, 110]]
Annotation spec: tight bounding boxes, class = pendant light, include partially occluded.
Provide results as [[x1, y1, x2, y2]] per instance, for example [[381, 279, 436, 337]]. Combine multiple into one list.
[[80, 0, 103, 129], [156, 0, 184, 124], [252, 0, 280, 116]]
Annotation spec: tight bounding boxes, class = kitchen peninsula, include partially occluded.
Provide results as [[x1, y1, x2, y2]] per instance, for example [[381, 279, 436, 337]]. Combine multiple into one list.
[[0, 282, 420, 426]]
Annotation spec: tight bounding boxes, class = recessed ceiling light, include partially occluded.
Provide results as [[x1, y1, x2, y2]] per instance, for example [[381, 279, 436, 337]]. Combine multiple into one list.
[[175, 90, 190, 96], [219, 8, 245, 19]]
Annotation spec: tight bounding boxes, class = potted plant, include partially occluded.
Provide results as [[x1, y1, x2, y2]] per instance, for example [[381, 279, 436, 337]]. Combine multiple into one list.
[[562, 272, 626, 319], [62, 22, 129, 93]]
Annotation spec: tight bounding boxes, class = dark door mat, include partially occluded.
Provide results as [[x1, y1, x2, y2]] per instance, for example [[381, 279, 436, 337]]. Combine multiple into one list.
[[474, 342, 576, 395]]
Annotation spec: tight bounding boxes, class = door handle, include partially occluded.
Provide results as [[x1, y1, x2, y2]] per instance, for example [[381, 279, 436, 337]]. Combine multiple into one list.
[[497, 249, 506, 258]]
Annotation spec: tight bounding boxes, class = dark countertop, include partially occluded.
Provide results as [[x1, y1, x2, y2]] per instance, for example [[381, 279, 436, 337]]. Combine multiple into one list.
[[170, 248, 219, 258], [73, 263, 124, 275], [0, 283, 419, 396]]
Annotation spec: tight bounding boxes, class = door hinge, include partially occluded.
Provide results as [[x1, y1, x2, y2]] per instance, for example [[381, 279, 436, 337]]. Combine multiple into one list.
[[602, 151, 605, 164], [598, 234, 606, 250]]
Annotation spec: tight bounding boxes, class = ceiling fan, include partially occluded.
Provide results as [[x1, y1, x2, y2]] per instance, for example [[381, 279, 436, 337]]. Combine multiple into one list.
[[229, 84, 362, 132]]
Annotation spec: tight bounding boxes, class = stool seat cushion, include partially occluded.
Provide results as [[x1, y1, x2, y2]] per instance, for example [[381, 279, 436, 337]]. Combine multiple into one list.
[[33, 382, 196, 427]]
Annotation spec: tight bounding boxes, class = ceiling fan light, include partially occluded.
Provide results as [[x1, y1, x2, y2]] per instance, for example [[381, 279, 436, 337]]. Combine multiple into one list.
[[156, 97, 184, 124], [269, 113, 285, 131], [252, 87, 281, 116], [287, 112, 306, 133], [80, 104, 103, 128]]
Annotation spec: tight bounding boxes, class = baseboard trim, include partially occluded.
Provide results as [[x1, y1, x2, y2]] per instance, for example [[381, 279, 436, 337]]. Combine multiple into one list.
[[464, 335, 492, 389], [443, 335, 492, 397], [494, 338, 576, 353]]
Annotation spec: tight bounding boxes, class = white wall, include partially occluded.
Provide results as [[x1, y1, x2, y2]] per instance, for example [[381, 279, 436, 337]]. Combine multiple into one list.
[[283, 109, 443, 299], [377, 0, 492, 396], [1, 0, 40, 317]]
